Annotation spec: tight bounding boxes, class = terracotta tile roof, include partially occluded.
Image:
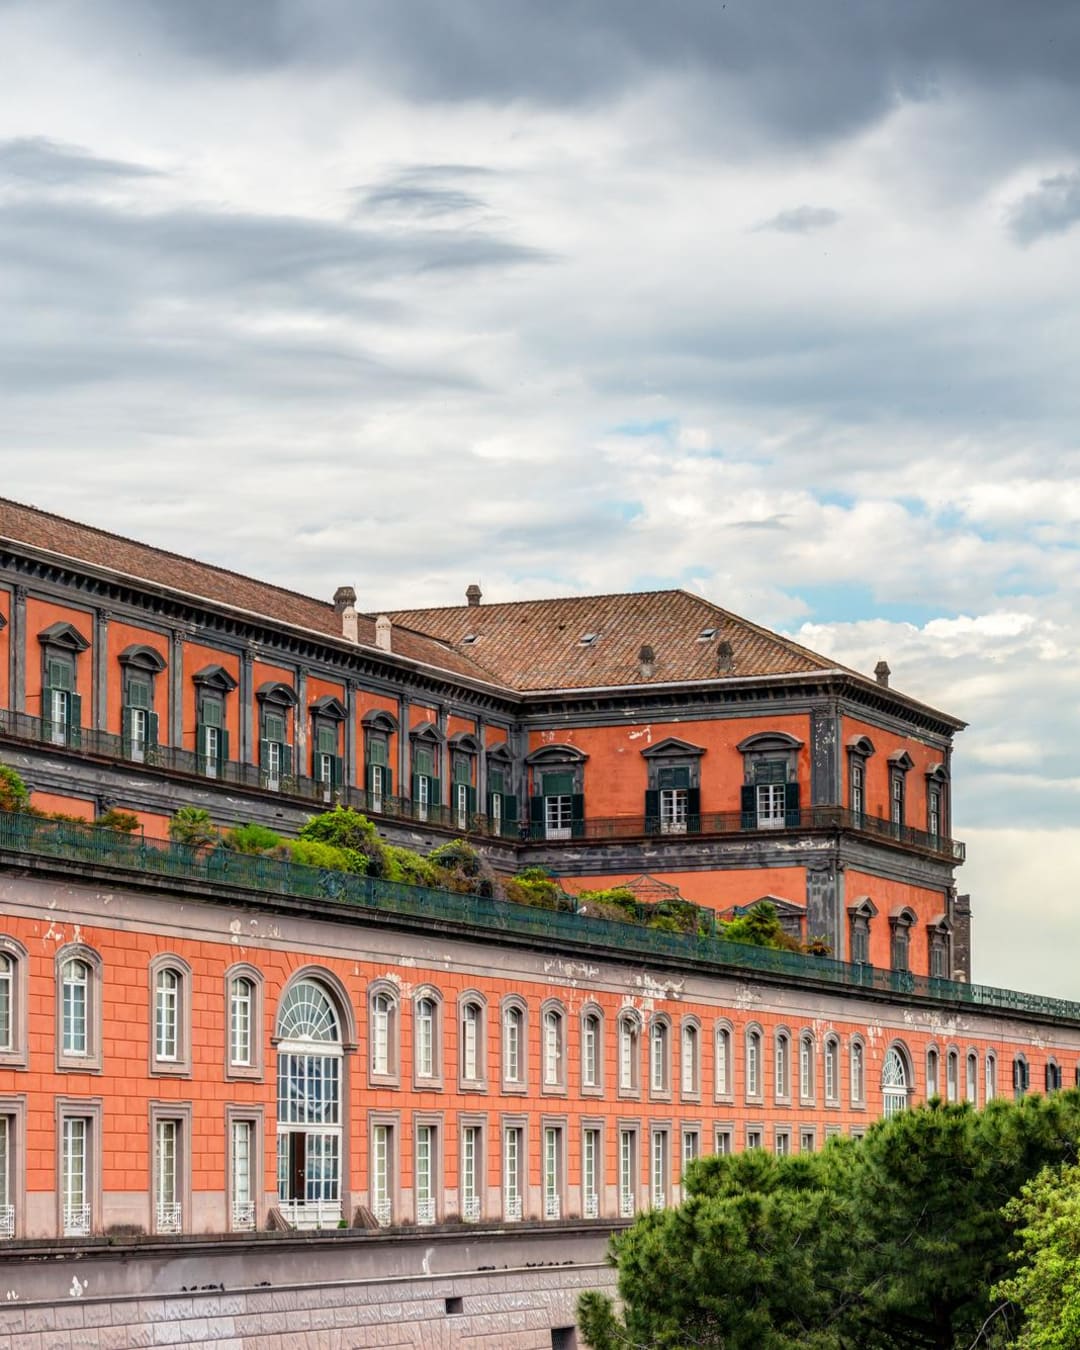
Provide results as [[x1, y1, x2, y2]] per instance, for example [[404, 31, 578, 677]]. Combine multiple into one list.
[[0, 497, 498, 686], [388, 589, 850, 691]]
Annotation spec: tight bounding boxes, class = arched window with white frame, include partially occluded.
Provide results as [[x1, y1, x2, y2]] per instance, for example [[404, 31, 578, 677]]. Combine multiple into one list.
[[882, 1044, 911, 1117]]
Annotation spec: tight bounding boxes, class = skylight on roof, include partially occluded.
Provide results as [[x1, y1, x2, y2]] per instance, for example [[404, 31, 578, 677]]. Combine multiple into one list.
[[697, 627, 717, 641], [579, 632, 600, 646], [461, 634, 479, 645]]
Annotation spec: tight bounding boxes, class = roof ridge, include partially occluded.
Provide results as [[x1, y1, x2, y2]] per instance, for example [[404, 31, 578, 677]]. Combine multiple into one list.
[[0, 495, 340, 618], [389, 586, 687, 615]]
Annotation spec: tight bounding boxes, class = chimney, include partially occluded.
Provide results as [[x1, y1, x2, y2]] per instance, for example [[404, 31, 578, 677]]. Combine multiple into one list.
[[342, 604, 359, 644], [375, 615, 392, 653], [638, 643, 656, 678], [466, 583, 482, 608], [716, 639, 735, 675], [333, 585, 357, 616], [874, 660, 891, 688]]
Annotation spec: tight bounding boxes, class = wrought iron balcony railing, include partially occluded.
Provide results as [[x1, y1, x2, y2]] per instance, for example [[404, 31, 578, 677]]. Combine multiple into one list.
[[231, 1201, 256, 1232], [62, 1203, 91, 1237], [156, 1202, 182, 1234], [0, 809, 1058, 1022], [0, 706, 964, 858], [415, 1198, 436, 1226], [0, 1205, 14, 1238]]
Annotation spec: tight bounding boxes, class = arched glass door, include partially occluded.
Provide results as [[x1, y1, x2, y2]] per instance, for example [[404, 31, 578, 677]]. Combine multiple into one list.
[[276, 981, 342, 1227], [882, 1047, 909, 1117]]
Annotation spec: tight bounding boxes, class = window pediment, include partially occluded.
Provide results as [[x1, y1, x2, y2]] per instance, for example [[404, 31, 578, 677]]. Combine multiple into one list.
[[485, 741, 512, 764], [847, 896, 879, 921], [847, 735, 875, 757], [38, 621, 90, 653], [309, 695, 346, 721], [449, 732, 480, 754], [409, 720, 444, 744], [361, 709, 399, 734], [524, 742, 588, 765], [119, 644, 167, 674], [888, 750, 915, 772], [192, 664, 238, 693], [256, 681, 298, 708], [640, 737, 706, 760], [889, 906, 917, 930], [926, 761, 949, 782], [736, 731, 804, 753]]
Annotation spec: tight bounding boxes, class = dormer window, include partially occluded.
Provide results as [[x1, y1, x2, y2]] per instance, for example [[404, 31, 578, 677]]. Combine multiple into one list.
[[579, 633, 599, 647], [696, 628, 717, 641]]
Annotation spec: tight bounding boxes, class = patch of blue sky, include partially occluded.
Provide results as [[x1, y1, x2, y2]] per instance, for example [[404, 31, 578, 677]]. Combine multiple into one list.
[[790, 582, 957, 627], [816, 489, 856, 509], [611, 417, 677, 438]]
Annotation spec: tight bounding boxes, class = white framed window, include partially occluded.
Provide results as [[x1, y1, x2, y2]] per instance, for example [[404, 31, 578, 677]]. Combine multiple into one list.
[[149, 956, 192, 1075], [369, 987, 398, 1083], [229, 977, 253, 1068], [681, 1128, 699, 1199], [460, 999, 484, 1086], [927, 1047, 940, 1098], [681, 1021, 700, 1098], [543, 1125, 563, 1220], [966, 1051, 978, 1104], [714, 1126, 733, 1156], [799, 1033, 815, 1103], [947, 1049, 959, 1102], [503, 1123, 524, 1221], [851, 1039, 865, 1105], [0, 1113, 14, 1238], [415, 1122, 436, 1226], [502, 1001, 526, 1091], [582, 1126, 601, 1218], [824, 1036, 840, 1104], [774, 1031, 791, 1101], [155, 968, 179, 1061], [799, 1129, 816, 1154], [715, 1024, 731, 1098], [756, 782, 786, 829], [582, 1010, 602, 1091], [61, 960, 88, 1057], [415, 994, 438, 1083], [986, 1052, 997, 1101], [882, 1046, 910, 1116], [542, 1007, 565, 1091], [650, 1128, 669, 1209], [229, 1116, 257, 1232], [154, 1118, 182, 1234], [619, 1127, 638, 1218], [454, 781, 470, 831], [650, 1019, 670, 1095], [371, 1121, 394, 1227], [746, 1028, 763, 1100], [460, 1123, 481, 1221], [619, 1015, 640, 1094], [56, 946, 102, 1073], [746, 1128, 763, 1151], [545, 794, 573, 840], [659, 787, 688, 834], [61, 1116, 90, 1236]]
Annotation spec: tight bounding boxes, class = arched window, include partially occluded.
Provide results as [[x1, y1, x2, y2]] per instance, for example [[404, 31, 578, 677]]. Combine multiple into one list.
[[799, 1032, 816, 1103], [62, 959, 89, 1057], [946, 1048, 959, 1103], [882, 1046, 910, 1116], [650, 1018, 671, 1095], [774, 1030, 791, 1101], [619, 1013, 641, 1094], [276, 978, 344, 1227], [414, 991, 440, 1085], [746, 1027, 763, 1100], [1045, 1059, 1062, 1093], [926, 1046, 940, 1098], [1013, 1056, 1029, 1100], [459, 995, 485, 1087], [542, 1004, 566, 1091], [966, 1050, 978, 1104], [228, 976, 254, 1068], [715, 1023, 732, 1099], [369, 985, 399, 1083], [850, 1038, 866, 1105], [824, 1035, 840, 1104], [582, 1007, 603, 1092], [149, 956, 191, 1075], [985, 1052, 997, 1101], [681, 1020, 700, 1098], [501, 999, 526, 1091]]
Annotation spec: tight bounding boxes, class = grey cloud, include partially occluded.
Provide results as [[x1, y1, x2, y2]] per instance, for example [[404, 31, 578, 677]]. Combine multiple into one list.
[[359, 184, 488, 219], [0, 135, 160, 184], [754, 206, 840, 235], [55, 0, 1080, 153], [1007, 170, 1080, 244]]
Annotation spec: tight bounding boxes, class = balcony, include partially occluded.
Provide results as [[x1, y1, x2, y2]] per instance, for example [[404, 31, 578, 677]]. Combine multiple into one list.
[[416, 1198, 436, 1226], [583, 1194, 599, 1219], [504, 1196, 522, 1222], [0, 809, 1057, 1023], [0, 1205, 14, 1238], [62, 1203, 91, 1237], [0, 706, 964, 859], [277, 1198, 341, 1229], [231, 1201, 256, 1232], [619, 1193, 635, 1219], [461, 1196, 481, 1223], [544, 1195, 561, 1221], [373, 1199, 392, 1228]]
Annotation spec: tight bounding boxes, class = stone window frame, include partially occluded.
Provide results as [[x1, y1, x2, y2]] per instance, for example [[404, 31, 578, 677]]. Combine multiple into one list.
[[118, 644, 167, 759], [745, 1124, 765, 1152], [309, 694, 347, 796], [55, 943, 104, 1074], [0, 938, 28, 1070], [0, 1094, 27, 1237], [679, 1015, 702, 1103], [850, 1035, 867, 1108], [713, 1123, 734, 1157], [192, 664, 237, 774], [499, 995, 528, 1095], [927, 916, 952, 981], [541, 1113, 570, 1221], [540, 998, 568, 1097], [1045, 1058, 1063, 1093], [823, 1034, 841, 1107], [965, 1048, 979, 1105], [648, 1119, 673, 1209], [847, 897, 878, 967], [737, 731, 803, 828], [926, 762, 949, 840], [368, 979, 400, 1088], [149, 1099, 193, 1235], [774, 1126, 793, 1157], [367, 1109, 401, 1225], [985, 1050, 998, 1100], [714, 1020, 734, 1102], [409, 720, 445, 810], [774, 1026, 792, 1104], [641, 737, 706, 832], [457, 990, 488, 1092], [457, 1111, 487, 1221], [526, 742, 588, 840], [798, 1029, 817, 1105], [148, 953, 193, 1078], [926, 1044, 941, 1099], [846, 735, 875, 819], [412, 985, 444, 1092], [224, 962, 264, 1082], [55, 1095, 103, 1238], [648, 1013, 672, 1102], [617, 1009, 642, 1099], [38, 621, 90, 743], [888, 750, 914, 829], [1013, 1054, 1030, 1100], [579, 1002, 605, 1097], [945, 1045, 961, 1102], [448, 732, 480, 828], [679, 1121, 702, 1200], [225, 1104, 264, 1233], [889, 907, 916, 974], [255, 681, 298, 789], [744, 1023, 765, 1104], [411, 1109, 445, 1226], [580, 1115, 605, 1219], [361, 708, 399, 806], [799, 1127, 817, 1154], [501, 1111, 529, 1222]]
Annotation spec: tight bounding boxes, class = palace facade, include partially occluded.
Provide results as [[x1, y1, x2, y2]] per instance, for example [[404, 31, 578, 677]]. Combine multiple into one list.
[[0, 496, 1075, 1251]]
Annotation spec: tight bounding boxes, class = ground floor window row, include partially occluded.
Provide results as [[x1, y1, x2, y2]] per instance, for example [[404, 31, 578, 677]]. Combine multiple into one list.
[[0, 1105, 925, 1237]]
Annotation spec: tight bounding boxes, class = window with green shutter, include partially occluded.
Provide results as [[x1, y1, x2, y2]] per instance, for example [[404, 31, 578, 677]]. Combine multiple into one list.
[[368, 737, 388, 767], [47, 659, 74, 692], [452, 754, 471, 784], [201, 698, 222, 729], [263, 712, 286, 744], [489, 767, 505, 795], [126, 678, 151, 711], [414, 746, 434, 778], [317, 726, 337, 757], [541, 770, 574, 797]]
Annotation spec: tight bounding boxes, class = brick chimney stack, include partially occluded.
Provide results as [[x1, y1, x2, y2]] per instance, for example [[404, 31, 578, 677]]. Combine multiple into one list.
[[466, 583, 482, 608], [874, 660, 891, 688]]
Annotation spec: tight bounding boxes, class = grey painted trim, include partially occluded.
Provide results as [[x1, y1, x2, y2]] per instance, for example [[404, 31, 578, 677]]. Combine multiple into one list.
[[93, 609, 109, 732], [360, 708, 398, 733], [640, 737, 706, 759], [169, 632, 184, 748], [239, 652, 253, 767], [397, 692, 410, 790], [118, 645, 167, 674], [345, 682, 357, 789], [10, 586, 25, 711], [475, 716, 487, 803], [525, 742, 589, 765], [255, 681, 298, 707], [192, 665, 238, 693], [810, 708, 840, 806], [37, 620, 91, 653], [296, 669, 308, 771]]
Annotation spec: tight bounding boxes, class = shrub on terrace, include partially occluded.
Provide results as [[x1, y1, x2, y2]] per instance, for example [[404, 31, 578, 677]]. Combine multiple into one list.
[[167, 806, 219, 849], [94, 809, 142, 834], [0, 764, 30, 813]]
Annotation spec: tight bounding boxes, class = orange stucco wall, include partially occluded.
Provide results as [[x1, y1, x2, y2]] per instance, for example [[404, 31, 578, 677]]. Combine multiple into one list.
[[29, 791, 95, 819], [181, 643, 240, 758], [559, 867, 810, 913], [0, 587, 9, 710], [842, 714, 943, 826], [844, 870, 947, 969], [528, 713, 812, 818]]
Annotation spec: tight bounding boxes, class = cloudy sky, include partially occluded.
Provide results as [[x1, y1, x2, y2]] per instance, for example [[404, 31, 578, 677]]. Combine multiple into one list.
[[2, 1, 1079, 994]]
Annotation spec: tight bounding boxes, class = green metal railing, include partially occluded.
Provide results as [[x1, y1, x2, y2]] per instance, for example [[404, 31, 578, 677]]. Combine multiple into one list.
[[0, 809, 1074, 1022]]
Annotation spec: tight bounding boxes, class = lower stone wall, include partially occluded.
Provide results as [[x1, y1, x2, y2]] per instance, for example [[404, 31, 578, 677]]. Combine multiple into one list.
[[0, 1225, 616, 1349]]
